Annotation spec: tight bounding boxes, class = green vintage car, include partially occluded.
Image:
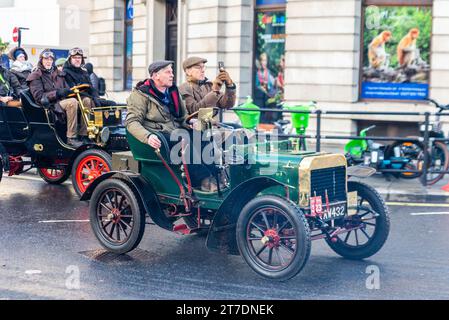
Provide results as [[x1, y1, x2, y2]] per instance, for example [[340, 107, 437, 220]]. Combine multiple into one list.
[[81, 109, 390, 281]]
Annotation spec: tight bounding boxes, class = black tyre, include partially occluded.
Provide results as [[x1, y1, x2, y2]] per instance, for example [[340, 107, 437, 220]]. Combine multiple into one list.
[[71, 149, 112, 197], [426, 141, 449, 186], [326, 181, 390, 260], [89, 178, 146, 254], [38, 168, 70, 185], [236, 195, 311, 281], [385, 139, 428, 179]]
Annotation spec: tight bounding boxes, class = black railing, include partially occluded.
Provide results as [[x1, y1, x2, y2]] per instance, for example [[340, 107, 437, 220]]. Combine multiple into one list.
[[226, 107, 449, 187]]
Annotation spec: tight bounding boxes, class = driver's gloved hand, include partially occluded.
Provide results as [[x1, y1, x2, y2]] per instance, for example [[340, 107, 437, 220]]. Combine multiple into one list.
[[56, 88, 72, 100]]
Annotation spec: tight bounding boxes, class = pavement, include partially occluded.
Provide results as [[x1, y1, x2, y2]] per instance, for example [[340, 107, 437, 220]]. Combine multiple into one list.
[[315, 141, 449, 204], [355, 173, 449, 204]]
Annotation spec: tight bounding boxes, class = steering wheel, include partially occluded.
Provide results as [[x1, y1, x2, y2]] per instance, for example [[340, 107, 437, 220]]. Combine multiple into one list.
[[71, 84, 91, 92], [67, 84, 91, 98]]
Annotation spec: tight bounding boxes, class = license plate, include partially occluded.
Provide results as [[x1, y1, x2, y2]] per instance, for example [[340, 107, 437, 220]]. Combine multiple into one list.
[[310, 196, 347, 221], [321, 202, 347, 221]]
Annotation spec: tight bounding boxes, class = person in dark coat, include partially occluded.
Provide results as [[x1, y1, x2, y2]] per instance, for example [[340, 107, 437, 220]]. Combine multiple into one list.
[[8, 47, 33, 92], [27, 49, 87, 147], [0, 64, 21, 105], [63, 47, 98, 109]]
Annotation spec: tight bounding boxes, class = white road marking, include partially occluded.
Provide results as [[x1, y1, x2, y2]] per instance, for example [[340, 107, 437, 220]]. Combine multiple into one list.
[[409, 212, 449, 216], [25, 270, 42, 275], [38, 220, 89, 224], [387, 202, 449, 208], [3, 175, 72, 184]]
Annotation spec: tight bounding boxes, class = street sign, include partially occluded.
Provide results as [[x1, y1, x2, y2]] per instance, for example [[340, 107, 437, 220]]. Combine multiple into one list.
[[12, 27, 19, 42]]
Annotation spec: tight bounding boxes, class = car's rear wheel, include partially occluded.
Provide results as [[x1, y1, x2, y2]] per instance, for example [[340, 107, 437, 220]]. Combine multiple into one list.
[[72, 149, 112, 197], [38, 168, 70, 185], [90, 178, 146, 254], [326, 181, 390, 260], [236, 195, 311, 281]]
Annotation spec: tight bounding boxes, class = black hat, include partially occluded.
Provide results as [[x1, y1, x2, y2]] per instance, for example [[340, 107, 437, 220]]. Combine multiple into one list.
[[148, 60, 174, 76]]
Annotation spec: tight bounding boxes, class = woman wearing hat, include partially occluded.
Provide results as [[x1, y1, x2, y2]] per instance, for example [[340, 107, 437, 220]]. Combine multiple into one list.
[[8, 47, 33, 91]]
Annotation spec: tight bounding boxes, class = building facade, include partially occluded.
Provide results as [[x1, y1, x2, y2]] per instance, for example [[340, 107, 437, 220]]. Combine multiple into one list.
[[89, 0, 449, 141]]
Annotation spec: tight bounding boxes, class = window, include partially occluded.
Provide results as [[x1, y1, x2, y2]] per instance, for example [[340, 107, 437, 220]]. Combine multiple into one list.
[[124, 0, 134, 90], [166, 0, 178, 80], [360, 0, 433, 101], [253, 0, 286, 123]]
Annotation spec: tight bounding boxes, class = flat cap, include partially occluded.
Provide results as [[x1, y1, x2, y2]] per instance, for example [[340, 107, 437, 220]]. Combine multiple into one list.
[[148, 60, 174, 75], [183, 56, 208, 71]]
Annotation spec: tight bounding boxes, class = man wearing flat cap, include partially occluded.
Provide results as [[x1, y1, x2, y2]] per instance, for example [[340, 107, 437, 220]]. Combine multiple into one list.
[[126, 60, 188, 147], [125, 61, 222, 191], [126, 60, 222, 191], [179, 57, 236, 115]]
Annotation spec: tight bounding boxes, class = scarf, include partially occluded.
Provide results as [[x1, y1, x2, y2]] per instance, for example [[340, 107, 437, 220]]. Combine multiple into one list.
[[137, 79, 183, 118], [11, 60, 33, 73], [187, 76, 209, 86]]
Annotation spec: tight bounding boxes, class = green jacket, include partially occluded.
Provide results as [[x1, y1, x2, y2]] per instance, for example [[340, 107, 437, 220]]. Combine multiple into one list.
[[125, 87, 188, 144]]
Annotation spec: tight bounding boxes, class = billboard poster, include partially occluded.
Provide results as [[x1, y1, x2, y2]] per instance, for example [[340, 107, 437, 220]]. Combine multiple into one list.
[[253, 10, 286, 122], [361, 6, 432, 101]]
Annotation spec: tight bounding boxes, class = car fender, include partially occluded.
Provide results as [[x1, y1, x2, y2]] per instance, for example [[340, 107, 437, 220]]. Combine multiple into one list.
[[347, 165, 376, 178], [80, 171, 173, 231], [206, 177, 288, 255]]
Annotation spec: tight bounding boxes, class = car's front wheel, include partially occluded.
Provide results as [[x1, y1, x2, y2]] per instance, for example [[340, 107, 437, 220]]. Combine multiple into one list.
[[326, 181, 390, 260], [236, 195, 311, 281]]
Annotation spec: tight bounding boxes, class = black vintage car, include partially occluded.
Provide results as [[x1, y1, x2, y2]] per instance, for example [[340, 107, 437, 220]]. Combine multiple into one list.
[[0, 84, 129, 196]]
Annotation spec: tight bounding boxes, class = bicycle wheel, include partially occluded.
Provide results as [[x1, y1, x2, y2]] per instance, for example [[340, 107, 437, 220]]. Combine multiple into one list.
[[426, 141, 449, 185]]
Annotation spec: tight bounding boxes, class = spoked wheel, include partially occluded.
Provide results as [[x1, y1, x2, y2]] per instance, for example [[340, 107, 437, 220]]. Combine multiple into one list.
[[426, 141, 449, 185], [90, 178, 145, 254], [326, 181, 390, 260], [385, 139, 428, 179], [72, 149, 112, 197], [38, 168, 70, 184], [237, 195, 311, 281]]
